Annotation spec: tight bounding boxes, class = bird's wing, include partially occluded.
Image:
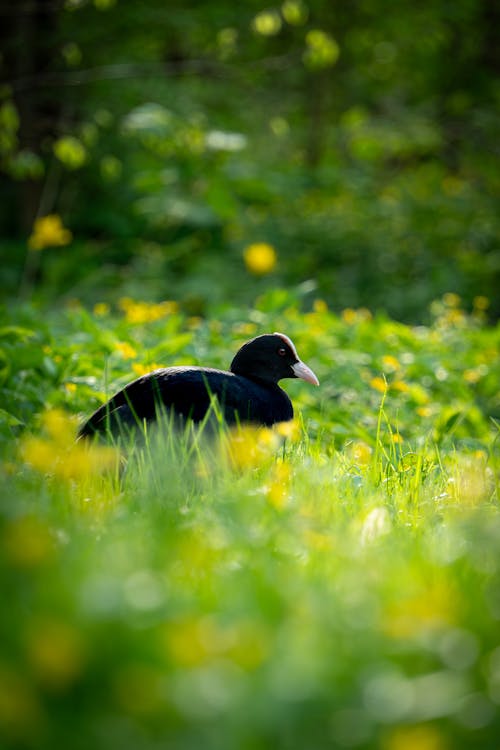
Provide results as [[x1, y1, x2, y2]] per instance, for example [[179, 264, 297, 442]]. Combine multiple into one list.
[[78, 367, 230, 437]]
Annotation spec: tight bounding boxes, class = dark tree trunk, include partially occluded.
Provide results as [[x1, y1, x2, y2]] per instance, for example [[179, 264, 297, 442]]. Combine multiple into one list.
[[0, 0, 62, 234]]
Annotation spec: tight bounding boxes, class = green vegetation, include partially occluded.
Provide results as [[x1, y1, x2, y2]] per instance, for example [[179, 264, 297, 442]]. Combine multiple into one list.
[[1, 1, 500, 747], [1, 0, 499, 318], [1, 294, 499, 749]]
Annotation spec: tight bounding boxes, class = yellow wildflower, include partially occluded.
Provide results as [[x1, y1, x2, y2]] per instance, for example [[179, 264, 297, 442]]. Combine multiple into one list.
[[383, 578, 456, 638], [473, 295, 489, 311], [341, 308, 358, 325], [384, 725, 447, 750], [357, 307, 372, 321], [28, 214, 72, 251], [313, 298, 328, 313], [243, 242, 277, 275], [392, 433, 404, 444], [381, 355, 400, 372], [391, 379, 410, 393], [43, 408, 76, 443], [164, 616, 268, 671], [443, 292, 461, 308], [369, 376, 387, 393], [118, 298, 178, 324], [445, 308, 466, 326], [223, 425, 279, 470], [274, 418, 301, 441], [115, 341, 137, 360], [416, 406, 432, 418], [232, 322, 258, 337], [165, 616, 225, 667], [463, 368, 482, 384], [132, 362, 163, 377], [21, 409, 119, 481], [252, 10, 282, 36], [93, 302, 110, 317]]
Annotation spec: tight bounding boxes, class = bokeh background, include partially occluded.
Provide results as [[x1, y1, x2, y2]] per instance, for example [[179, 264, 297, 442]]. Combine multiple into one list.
[[1, 0, 499, 319]]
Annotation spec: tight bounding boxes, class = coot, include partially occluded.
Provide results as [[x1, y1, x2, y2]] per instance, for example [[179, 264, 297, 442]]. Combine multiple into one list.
[[78, 332, 319, 438]]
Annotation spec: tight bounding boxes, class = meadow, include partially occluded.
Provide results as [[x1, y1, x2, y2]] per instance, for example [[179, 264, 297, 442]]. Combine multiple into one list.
[[2, 1, 499, 746], [1, 289, 499, 749]]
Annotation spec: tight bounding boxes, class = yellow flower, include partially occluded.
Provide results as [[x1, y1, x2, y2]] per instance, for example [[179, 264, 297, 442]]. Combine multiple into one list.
[[232, 322, 258, 337], [383, 578, 456, 638], [21, 409, 119, 481], [132, 362, 163, 377], [43, 408, 76, 443], [369, 376, 387, 393], [384, 725, 447, 750], [391, 379, 410, 393], [342, 306, 371, 323], [164, 616, 268, 671], [115, 341, 137, 360], [164, 616, 225, 667], [93, 302, 110, 317], [416, 405, 432, 418], [274, 419, 301, 441], [243, 242, 277, 275], [443, 292, 461, 308], [223, 425, 280, 470], [252, 10, 282, 36], [445, 309, 466, 326], [463, 368, 482, 384], [28, 214, 72, 251], [118, 298, 178, 324], [473, 295, 489, 311], [392, 433, 404, 444], [313, 298, 328, 313], [341, 308, 358, 324], [381, 355, 400, 372]]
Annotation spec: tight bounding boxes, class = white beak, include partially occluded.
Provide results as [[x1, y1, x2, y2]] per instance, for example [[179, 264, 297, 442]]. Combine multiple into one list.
[[292, 360, 320, 386]]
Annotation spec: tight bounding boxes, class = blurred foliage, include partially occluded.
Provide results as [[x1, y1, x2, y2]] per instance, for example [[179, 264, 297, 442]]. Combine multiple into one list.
[[0, 0, 499, 319]]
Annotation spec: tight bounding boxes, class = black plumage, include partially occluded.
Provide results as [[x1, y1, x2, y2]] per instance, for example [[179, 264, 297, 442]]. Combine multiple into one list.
[[78, 332, 319, 439]]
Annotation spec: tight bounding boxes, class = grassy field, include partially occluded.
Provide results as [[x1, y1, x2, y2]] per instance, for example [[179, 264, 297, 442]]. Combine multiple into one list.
[[1, 291, 499, 749]]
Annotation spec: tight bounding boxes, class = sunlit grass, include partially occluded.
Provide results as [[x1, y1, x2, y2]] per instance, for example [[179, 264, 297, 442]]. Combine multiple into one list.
[[0, 293, 499, 749]]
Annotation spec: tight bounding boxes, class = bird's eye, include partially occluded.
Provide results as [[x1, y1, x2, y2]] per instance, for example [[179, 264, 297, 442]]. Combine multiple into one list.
[[278, 348, 287, 356]]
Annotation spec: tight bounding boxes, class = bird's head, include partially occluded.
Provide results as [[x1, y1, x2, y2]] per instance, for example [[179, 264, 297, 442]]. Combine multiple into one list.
[[230, 332, 319, 386]]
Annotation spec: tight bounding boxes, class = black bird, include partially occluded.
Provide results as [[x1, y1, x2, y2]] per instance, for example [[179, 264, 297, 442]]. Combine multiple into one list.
[[78, 332, 319, 438]]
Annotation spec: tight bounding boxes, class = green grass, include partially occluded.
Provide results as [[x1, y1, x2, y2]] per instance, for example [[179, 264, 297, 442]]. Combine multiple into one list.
[[0, 291, 499, 749]]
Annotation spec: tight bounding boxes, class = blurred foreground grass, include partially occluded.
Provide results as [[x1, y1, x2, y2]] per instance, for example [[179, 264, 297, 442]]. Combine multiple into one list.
[[0, 291, 499, 749]]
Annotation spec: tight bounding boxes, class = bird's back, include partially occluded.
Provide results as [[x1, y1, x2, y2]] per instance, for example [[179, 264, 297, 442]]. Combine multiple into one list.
[[78, 366, 293, 438]]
